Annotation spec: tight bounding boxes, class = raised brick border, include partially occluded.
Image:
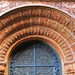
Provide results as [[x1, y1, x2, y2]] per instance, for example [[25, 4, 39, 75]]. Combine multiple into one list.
[[0, 5, 75, 75]]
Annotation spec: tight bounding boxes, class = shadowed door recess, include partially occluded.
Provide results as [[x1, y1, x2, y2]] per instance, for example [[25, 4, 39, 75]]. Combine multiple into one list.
[[9, 41, 61, 75]]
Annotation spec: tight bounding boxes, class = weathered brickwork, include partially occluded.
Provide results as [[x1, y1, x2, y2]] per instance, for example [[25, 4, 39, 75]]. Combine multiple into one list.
[[0, 1, 75, 75]]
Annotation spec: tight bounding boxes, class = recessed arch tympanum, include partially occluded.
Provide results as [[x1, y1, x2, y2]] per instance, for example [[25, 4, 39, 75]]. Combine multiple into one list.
[[0, 5, 75, 75]]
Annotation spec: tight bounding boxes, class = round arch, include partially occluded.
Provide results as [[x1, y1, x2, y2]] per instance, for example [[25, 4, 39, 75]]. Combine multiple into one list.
[[0, 5, 75, 75], [8, 36, 62, 75]]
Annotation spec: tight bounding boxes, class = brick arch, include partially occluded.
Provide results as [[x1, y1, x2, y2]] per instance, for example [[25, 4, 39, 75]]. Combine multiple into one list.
[[5, 35, 63, 75], [0, 5, 75, 75]]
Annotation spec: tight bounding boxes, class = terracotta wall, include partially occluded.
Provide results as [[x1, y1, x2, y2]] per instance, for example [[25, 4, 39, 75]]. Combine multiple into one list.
[[0, 1, 75, 18], [0, 1, 75, 75]]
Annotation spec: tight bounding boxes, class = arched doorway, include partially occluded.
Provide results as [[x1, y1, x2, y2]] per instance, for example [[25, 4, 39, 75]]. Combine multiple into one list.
[[9, 40, 62, 75]]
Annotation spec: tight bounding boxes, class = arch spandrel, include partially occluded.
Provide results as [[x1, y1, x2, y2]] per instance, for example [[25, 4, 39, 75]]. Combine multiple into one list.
[[0, 5, 75, 75]]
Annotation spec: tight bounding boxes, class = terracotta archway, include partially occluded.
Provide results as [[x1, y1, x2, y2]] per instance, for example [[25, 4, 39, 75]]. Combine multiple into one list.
[[0, 5, 75, 75]]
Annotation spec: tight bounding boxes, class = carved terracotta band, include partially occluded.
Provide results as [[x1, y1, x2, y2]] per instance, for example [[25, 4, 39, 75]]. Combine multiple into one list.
[[0, 5, 75, 75]]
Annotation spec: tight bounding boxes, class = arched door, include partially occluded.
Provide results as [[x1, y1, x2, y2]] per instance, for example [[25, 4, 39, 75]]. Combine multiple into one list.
[[9, 41, 61, 75]]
